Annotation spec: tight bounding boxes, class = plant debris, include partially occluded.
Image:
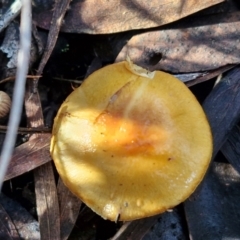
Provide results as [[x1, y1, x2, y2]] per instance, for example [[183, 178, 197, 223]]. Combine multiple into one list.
[[1, 0, 240, 239], [33, 0, 224, 34], [116, 12, 240, 72]]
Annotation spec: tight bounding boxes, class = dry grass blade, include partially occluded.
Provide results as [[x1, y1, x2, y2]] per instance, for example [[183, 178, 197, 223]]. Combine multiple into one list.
[[33, 0, 72, 89], [57, 179, 82, 240], [34, 162, 60, 240], [22, 0, 71, 238], [25, 79, 60, 239], [4, 134, 51, 181], [0, 0, 32, 191]]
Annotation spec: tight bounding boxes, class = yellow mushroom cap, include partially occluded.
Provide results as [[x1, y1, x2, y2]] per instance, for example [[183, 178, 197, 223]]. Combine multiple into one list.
[[50, 61, 212, 221]]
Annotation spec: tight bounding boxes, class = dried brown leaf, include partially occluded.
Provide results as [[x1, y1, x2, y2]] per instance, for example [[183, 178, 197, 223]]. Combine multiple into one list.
[[33, 0, 224, 34], [57, 178, 82, 240], [4, 134, 51, 181], [221, 125, 240, 174], [24, 0, 69, 234], [184, 67, 240, 238], [25, 80, 60, 239], [34, 162, 60, 240], [202, 66, 240, 158], [116, 12, 240, 73], [185, 163, 240, 239]]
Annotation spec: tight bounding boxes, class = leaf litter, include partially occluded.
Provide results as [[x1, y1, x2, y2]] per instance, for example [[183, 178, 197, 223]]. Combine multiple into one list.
[[1, 0, 240, 239]]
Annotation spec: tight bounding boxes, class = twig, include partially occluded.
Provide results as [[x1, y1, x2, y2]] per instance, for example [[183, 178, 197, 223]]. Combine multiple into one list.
[[53, 77, 84, 84], [0, 75, 42, 85], [0, 0, 32, 190], [0, 125, 51, 134], [186, 65, 235, 87], [33, 0, 72, 92], [0, 0, 22, 33]]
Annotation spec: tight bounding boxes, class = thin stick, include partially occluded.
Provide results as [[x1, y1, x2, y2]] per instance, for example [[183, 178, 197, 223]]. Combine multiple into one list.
[[0, 125, 51, 134], [0, 0, 32, 190], [0, 75, 42, 84], [0, 0, 22, 33], [0, 75, 42, 85]]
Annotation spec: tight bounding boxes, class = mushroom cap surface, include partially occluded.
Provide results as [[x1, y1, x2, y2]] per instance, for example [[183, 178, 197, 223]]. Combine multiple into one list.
[[50, 61, 212, 221]]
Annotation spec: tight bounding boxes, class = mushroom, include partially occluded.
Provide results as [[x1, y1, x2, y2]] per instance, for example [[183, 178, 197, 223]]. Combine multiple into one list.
[[0, 91, 11, 118], [50, 60, 212, 221]]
